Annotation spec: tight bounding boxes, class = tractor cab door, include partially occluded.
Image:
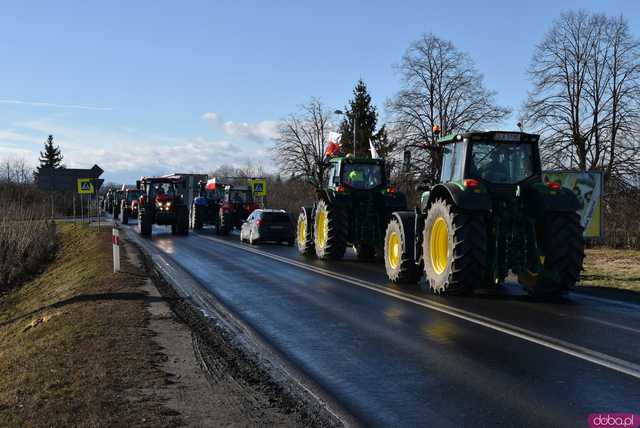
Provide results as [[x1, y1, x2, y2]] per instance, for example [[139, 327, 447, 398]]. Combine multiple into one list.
[[439, 141, 466, 183]]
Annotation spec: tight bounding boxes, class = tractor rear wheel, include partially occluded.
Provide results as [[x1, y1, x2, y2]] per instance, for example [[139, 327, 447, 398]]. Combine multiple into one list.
[[423, 199, 487, 295], [519, 213, 584, 298], [138, 208, 152, 236], [314, 199, 347, 260], [218, 210, 232, 236], [121, 205, 129, 225], [296, 208, 315, 256], [384, 217, 421, 284], [191, 204, 204, 230]]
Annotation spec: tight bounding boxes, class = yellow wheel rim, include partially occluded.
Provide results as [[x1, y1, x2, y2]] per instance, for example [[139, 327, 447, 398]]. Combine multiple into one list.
[[316, 210, 328, 248], [297, 218, 307, 248], [387, 231, 401, 269], [430, 217, 449, 274]]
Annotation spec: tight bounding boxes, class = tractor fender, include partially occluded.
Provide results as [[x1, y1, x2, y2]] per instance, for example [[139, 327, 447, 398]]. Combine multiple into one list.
[[524, 186, 582, 215], [427, 183, 492, 212], [390, 211, 418, 261], [193, 196, 209, 206]]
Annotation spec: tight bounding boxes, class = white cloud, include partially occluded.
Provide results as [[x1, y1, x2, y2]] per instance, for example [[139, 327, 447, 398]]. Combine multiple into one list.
[[0, 118, 275, 183], [0, 99, 112, 111], [202, 112, 219, 121], [202, 111, 279, 142]]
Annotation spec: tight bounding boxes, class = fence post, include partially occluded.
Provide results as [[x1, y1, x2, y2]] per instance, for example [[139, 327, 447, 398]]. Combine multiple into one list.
[[112, 226, 120, 273]]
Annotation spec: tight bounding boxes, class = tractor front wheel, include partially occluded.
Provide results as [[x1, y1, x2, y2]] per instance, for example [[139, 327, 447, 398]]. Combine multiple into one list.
[[138, 208, 152, 236], [384, 217, 421, 284], [313, 199, 347, 260], [175, 206, 189, 236], [191, 204, 204, 230], [296, 208, 315, 256], [121, 205, 129, 225], [423, 199, 487, 295]]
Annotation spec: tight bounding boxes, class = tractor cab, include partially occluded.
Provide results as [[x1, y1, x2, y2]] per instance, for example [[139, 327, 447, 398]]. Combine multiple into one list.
[[326, 157, 391, 193], [438, 131, 541, 184]]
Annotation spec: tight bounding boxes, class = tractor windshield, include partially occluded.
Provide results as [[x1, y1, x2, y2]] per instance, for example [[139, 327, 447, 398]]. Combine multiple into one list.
[[469, 142, 534, 184], [149, 183, 176, 198], [126, 190, 141, 202], [342, 163, 383, 190]]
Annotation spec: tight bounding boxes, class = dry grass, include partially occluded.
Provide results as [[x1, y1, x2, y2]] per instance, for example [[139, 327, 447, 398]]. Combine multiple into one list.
[[579, 248, 640, 292], [0, 201, 55, 289], [0, 223, 178, 427]]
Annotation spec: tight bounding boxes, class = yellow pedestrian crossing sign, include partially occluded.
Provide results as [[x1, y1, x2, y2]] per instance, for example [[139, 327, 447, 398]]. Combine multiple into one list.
[[77, 178, 95, 194], [250, 179, 267, 196]]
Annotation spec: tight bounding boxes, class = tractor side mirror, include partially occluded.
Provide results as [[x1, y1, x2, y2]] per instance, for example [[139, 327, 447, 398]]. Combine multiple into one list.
[[402, 150, 411, 173]]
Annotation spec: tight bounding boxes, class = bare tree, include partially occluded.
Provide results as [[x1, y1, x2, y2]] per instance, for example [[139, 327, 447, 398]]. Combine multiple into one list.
[[272, 98, 333, 189], [387, 34, 511, 182], [524, 11, 640, 183]]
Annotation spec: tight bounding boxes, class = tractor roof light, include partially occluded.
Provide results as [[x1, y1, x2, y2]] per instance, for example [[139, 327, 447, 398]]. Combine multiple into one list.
[[463, 178, 480, 189], [387, 186, 396, 193], [336, 185, 346, 193], [547, 181, 562, 191]]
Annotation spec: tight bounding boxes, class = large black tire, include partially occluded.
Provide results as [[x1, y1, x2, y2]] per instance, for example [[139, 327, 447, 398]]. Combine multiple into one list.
[[313, 199, 347, 260], [384, 215, 421, 284], [218, 210, 232, 236], [519, 213, 584, 297], [191, 204, 204, 230], [138, 208, 152, 236], [423, 198, 487, 295], [353, 244, 375, 260], [296, 208, 315, 256], [113, 204, 120, 221], [121, 203, 129, 225], [176, 206, 189, 236]]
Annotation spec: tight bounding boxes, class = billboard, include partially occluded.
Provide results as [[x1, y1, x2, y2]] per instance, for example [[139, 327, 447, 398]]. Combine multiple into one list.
[[542, 171, 603, 238]]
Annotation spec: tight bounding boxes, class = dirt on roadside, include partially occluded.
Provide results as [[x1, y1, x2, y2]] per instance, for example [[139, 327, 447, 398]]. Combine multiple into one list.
[[0, 223, 336, 427]]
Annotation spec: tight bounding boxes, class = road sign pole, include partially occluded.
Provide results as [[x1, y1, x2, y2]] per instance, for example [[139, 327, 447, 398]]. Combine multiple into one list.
[[112, 226, 120, 272], [80, 195, 84, 223]]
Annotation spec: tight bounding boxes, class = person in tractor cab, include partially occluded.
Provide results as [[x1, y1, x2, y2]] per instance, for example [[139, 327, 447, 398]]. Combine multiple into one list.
[[347, 169, 365, 188], [473, 145, 510, 183]]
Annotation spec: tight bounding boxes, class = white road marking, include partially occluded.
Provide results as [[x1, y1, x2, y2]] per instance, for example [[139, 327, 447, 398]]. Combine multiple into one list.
[[193, 233, 640, 381]]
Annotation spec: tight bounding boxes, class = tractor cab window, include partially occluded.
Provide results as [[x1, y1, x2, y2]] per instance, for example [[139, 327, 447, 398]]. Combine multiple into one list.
[[126, 191, 141, 202], [342, 163, 383, 190], [327, 163, 341, 186], [440, 142, 466, 182], [206, 188, 223, 200], [469, 142, 534, 184], [149, 183, 176, 197], [227, 190, 252, 203]]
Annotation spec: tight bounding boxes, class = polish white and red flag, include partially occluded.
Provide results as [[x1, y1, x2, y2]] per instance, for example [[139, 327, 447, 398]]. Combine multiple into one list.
[[325, 132, 342, 157]]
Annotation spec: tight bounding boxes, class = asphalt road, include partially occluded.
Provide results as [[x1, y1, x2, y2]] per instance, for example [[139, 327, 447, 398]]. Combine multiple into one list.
[[122, 221, 640, 427]]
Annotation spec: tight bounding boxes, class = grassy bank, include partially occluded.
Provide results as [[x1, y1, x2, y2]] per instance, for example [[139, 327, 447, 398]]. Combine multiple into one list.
[[579, 248, 640, 293], [0, 224, 177, 427]]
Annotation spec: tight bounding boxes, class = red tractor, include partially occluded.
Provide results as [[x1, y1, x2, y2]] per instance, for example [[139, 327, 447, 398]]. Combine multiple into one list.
[[137, 176, 189, 237], [217, 184, 258, 235], [119, 187, 142, 225]]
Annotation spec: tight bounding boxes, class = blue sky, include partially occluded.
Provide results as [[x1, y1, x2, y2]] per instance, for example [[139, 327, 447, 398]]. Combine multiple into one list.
[[0, 0, 638, 183]]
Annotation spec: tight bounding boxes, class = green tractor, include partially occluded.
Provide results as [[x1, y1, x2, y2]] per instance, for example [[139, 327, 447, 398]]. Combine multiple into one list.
[[384, 131, 585, 297], [296, 157, 407, 260]]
